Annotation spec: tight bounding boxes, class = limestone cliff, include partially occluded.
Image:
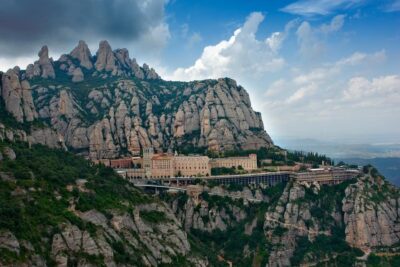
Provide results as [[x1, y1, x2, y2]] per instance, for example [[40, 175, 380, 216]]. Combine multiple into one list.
[[164, 171, 400, 266], [0, 41, 273, 159]]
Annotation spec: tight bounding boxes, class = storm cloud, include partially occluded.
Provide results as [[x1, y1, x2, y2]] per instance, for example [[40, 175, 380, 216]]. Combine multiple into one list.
[[0, 0, 168, 57]]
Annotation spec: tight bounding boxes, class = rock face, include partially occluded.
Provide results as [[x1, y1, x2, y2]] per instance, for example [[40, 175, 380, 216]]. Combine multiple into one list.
[[70, 40, 93, 70], [38, 46, 56, 79], [45, 204, 191, 267], [71, 67, 84, 83], [95, 40, 115, 72], [0, 41, 273, 158], [1, 69, 37, 122], [343, 173, 400, 250]]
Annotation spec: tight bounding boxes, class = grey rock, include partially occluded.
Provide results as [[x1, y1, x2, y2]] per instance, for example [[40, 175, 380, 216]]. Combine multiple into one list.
[[3, 146, 16, 160], [72, 67, 84, 83], [70, 40, 93, 70], [0, 230, 20, 254], [38, 45, 55, 79], [95, 40, 115, 72]]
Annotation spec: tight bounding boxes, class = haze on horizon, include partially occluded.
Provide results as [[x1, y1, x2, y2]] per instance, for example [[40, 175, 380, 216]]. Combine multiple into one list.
[[0, 0, 399, 144]]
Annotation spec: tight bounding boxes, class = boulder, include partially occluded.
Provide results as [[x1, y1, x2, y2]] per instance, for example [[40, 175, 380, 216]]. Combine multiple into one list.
[[3, 147, 16, 160]]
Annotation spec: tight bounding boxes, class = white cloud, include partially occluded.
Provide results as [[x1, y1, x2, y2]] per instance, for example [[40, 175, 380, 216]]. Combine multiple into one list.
[[266, 19, 299, 53], [263, 50, 389, 109], [343, 75, 400, 104], [296, 21, 324, 59], [336, 50, 386, 66], [319, 14, 346, 34], [168, 12, 287, 81], [265, 79, 286, 97], [296, 15, 346, 58], [286, 82, 318, 103], [131, 22, 171, 57], [0, 56, 38, 72], [281, 0, 363, 16]]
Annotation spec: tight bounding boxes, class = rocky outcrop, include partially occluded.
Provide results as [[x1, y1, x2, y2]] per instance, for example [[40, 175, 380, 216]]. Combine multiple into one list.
[[343, 173, 400, 250], [71, 67, 84, 83], [38, 45, 56, 79], [143, 63, 160, 80], [1, 41, 273, 158], [0, 123, 64, 149], [3, 147, 16, 160], [70, 40, 93, 70], [1, 205, 193, 266], [0, 230, 20, 254], [95, 40, 115, 72], [1, 69, 37, 122], [25, 45, 55, 80]]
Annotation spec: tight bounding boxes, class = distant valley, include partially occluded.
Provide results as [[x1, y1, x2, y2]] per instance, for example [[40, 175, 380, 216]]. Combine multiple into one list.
[[276, 137, 400, 186]]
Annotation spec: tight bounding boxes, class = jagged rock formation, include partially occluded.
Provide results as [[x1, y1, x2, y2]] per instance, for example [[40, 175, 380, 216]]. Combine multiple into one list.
[[343, 173, 400, 250], [70, 40, 93, 70], [25, 45, 55, 79], [0, 122, 64, 149], [0, 41, 273, 158], [164, 173, 400, 266], [1, 68, 37, 122]]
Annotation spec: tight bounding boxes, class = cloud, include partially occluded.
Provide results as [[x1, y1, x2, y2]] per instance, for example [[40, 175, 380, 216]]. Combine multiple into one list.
[[264, 50, 388, 107], [319, 14, 346, 34], [296, 15, 346, 58], [281, 0, 363, 16], [169, 12, 289, 81], [286, 83, 318, 103], [384, 0, 400, 12], [0, 0, 169, 58], [343, 75, 400, 104], [266, 19, 299, 53]]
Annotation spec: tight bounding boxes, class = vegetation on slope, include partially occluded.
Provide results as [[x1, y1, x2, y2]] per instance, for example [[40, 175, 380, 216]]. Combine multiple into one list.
[[0, 141, 194, 266]]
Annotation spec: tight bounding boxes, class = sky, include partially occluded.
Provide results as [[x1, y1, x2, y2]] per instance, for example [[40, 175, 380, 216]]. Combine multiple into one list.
[[0, 0, 399, 144]]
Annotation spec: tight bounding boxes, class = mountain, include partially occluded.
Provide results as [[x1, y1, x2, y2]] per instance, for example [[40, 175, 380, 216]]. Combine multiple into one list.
[[337, 157, 400, 186], [1, 40, 400, 266], [1, 142, 400, 266], [0, 40, 272, 159]]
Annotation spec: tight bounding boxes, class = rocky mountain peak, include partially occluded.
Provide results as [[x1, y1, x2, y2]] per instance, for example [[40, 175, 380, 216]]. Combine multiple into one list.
[[115, 48, 130, 69], [143, 63, 160, 80], [1, 40, 272, 157], [70, 40, 93, 70], [37, 45, 55, 79], [38, 45, 49, 60], [95, 40, 115, 72]]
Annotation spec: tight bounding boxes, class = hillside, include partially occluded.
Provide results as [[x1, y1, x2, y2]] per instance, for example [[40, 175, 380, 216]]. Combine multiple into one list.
[[0, 141, 205, 266], [1, 141, 400, 266], [0, 41, 272, 159]]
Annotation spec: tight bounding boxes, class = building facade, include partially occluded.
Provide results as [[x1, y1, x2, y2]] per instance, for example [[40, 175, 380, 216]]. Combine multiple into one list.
[[174, 155, 211, 177], [151, 154, 175, 178], [210, 154, 257, 171], [294, 167, 359, 185], [96, 149, 258, 179]]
